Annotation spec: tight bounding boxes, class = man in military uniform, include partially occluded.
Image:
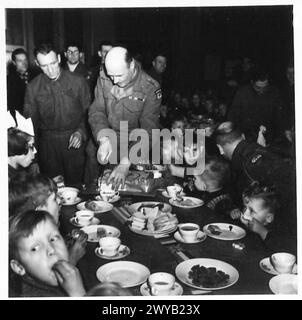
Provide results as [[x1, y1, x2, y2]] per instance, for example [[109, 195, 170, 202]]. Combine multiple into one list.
[[214, 122, 295, 219], [63, 42, 90, 80], [88, 46, 161, 187], [7, 48, 40, 123], [227, 65, 285, 145], [24, 43, 91, 185]]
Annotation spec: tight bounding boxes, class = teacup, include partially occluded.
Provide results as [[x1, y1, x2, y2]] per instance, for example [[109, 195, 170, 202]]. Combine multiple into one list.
[[58, 187, 79, 204], [167, 185, 183, 199], [100, 191, 119, 202], [270, 253, 296, 274], [99, 236, 121, 257], [148, 272, 175, 296], [179, 223, 200, 242], [75, 210, 94, 226]]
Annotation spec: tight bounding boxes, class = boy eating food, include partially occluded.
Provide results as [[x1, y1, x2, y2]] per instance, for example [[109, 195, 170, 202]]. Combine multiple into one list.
[[9, 210, 86, 297]]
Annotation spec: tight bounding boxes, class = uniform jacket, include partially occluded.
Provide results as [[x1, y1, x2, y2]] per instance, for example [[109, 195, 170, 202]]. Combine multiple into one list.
[[23, 69, 91, 140], [89, 62, 161, 149], [63, 61, 90, 80], [231, 140, 296, 216], [7, 67, 39, 116]]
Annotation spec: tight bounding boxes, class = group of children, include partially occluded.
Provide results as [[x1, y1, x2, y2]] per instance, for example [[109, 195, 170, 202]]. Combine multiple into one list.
[[8, 119, 295, 297], [7, 126, 131, 297], [162, 122, 295, 254]]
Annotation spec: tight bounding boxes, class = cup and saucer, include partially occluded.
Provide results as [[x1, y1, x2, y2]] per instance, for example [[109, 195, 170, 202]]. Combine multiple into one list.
[[174, 223, 207, 244], [260, 253, 297, 275], [140, 272, 183, 296], [69, 210, 100, 227], [95, 245, 130, 260], [95, 237, 130, 260]]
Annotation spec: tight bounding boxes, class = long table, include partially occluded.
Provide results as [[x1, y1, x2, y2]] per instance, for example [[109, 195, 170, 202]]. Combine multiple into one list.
[[59, 191, 273, 296]]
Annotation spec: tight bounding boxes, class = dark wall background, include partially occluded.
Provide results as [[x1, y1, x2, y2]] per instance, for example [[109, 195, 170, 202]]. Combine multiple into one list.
[[6, 6, 293, 92]]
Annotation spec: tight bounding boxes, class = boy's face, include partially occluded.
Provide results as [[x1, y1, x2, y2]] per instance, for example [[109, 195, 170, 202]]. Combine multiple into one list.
[[13, 219, 69, 286], [38, 192, 61, 224], [243, 197, 274, 225], [172, 121, 185, 131]]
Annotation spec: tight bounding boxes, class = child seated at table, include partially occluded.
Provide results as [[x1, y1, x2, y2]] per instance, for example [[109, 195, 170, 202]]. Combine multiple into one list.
[[231, 181, 296, 253], [9, 174, 87, 266], [8, 127, 39, 182], [9, 210, 86, 297], [170, 114, 188, 135], [9, 174, 61, 222], [193, 156, 234, 215]]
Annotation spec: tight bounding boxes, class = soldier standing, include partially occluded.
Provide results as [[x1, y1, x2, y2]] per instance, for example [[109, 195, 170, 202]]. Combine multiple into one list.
[[89, 46, 161, 187]]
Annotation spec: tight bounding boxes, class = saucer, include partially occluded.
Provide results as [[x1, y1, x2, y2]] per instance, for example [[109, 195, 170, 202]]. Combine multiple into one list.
[[95, 244, 130, 260], [140, 281, 183, 296], [269, 274, 298, 294], [162, 190, 186, 198], [174, 231, 207, 244], [61, 197, 82, 206], [259, 257, 297, 275], [69, 216, 100, 227]]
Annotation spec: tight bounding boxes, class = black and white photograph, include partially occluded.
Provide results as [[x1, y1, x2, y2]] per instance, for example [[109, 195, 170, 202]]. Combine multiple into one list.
[[2, 0, 301, 300]]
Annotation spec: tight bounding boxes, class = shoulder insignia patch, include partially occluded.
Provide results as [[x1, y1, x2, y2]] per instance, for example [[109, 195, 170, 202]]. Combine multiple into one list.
[[155, 88, 162, 100], [251, 154, 262, 163]]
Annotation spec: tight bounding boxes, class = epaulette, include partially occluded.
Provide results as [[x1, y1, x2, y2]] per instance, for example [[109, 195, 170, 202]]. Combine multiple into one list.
[[146, 75, 160, 88]]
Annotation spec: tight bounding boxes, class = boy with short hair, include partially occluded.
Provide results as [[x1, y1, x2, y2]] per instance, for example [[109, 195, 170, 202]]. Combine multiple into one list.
[[9, 174, 60, 222], [193, 156, 233, 215], [9, 210, 86, 297], [231, 181, 296, 253], [9, 174, 87, 266]]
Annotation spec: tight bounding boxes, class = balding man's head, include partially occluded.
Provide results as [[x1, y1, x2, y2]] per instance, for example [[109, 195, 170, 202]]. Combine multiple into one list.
[[105, 47, 135, 88]]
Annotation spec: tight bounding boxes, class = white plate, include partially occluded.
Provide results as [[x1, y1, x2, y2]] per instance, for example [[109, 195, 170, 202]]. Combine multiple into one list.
[[95, 244, 130, 260], [174, 231, 207, 244], [269, 274, 298, 294], [259, 257, 297, 275], [162, 190, 186, 198], [128, 211, 178, 237], [128, 202, 172, 214], [203, 223, 246, 241], [169, 197, 204, 209], [95, 195, 121, 204], [96, 261, 150, 288], [175, 258, 239, 290], [140, 281, 183, 296], [80, 225, 121, 242], [61, 197, 82, 206], [129, 223, 178, 237], [76, 201, 113, 213], [69, 217, 100, 228]]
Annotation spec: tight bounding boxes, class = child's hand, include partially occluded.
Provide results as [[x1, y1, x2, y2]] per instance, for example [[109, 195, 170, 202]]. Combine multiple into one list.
[[68, 231, 88, 265], [246, 218, 268, 240], [230, 208, 241, 220], [53, 260, 86, 296]]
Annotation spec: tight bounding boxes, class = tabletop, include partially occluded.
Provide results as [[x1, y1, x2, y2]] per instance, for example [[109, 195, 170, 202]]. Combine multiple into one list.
[[59, 190, 274, 296]]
